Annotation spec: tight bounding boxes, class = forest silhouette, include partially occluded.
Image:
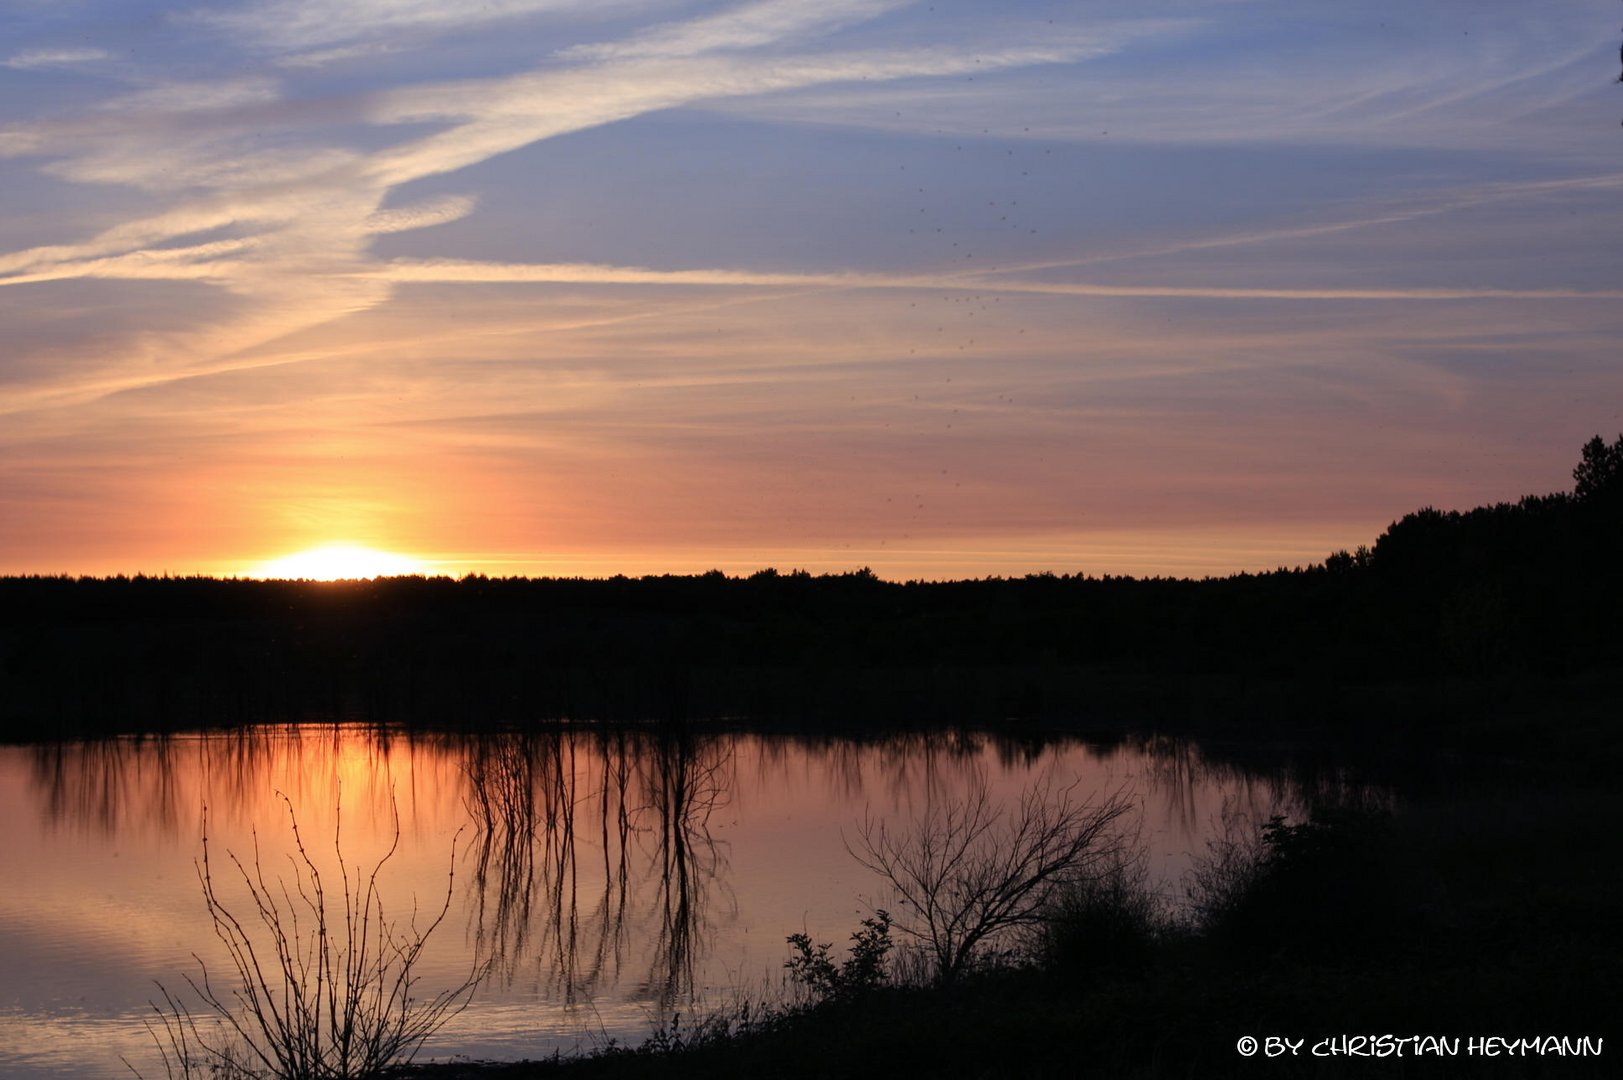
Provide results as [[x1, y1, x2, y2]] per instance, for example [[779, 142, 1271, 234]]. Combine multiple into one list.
[[3, 435, 1619, 740]]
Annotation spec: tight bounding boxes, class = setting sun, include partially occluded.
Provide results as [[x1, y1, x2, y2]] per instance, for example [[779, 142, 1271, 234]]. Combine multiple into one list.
[[247, 545, 428, 581]]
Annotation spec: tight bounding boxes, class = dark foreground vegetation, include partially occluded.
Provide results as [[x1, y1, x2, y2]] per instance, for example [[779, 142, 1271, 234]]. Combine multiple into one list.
[[3, 436, 1621, 749], [392, 789, 1617, 1079]]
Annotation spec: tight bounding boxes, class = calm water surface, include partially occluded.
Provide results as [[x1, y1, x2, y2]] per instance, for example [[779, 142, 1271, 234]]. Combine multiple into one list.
[[0, 725, 1316, 1077]]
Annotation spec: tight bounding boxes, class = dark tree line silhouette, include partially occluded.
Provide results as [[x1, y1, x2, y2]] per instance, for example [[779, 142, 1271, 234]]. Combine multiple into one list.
[[2, 437, 1619, 740]]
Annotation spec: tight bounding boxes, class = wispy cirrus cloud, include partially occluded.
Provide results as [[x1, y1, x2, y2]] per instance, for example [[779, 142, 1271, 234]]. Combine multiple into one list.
[[3, 47, 109, 70], [98, 77, 284, 114], [192, 0, 614, 51], [360, 257, 1623, 303], [4, 10, 1610, 428], [362, 194, 478, 235], [983, 172, 1623, 277], [709, 6, 1614, 157], [364, 42, 1105, 186], [560, 0, 912, 61], [2, 17, 1109, 297], [0, 1, 1113, 416], [13, 244, 1622, 319], [273, 42, 403, 69]]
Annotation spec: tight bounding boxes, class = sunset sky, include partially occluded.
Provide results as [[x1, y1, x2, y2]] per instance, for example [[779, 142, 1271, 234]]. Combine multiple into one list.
[[3, 0, 1620, 579]]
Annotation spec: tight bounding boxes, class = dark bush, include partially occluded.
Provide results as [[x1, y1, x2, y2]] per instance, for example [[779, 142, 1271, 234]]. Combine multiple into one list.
[[1032, 847, 1168, 977], [784, 911, 893, 1003], [1192, 805, 1418, 960]]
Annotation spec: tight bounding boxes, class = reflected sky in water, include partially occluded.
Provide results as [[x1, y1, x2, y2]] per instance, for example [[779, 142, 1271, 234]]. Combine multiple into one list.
[[0, 726, 1311, 1077]]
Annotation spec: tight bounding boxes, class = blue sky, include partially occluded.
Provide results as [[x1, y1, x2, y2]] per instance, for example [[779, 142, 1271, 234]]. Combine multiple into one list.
[[2, 0, 1620, 577]]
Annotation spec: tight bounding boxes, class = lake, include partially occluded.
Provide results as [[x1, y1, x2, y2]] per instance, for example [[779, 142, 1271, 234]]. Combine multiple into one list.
[[0, 724, 1324, 1078]]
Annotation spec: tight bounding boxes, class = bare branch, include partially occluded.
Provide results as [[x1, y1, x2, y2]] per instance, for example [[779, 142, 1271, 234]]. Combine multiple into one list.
[[848, 776, 1136, 982], [131, 792, 487, 1080]]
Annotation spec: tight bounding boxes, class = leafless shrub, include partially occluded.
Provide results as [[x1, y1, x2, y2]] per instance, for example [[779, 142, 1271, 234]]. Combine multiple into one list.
[[848, 778, 1136, 982], [1027, 834, 1169, 973], [130, 792, 485, 1080], [1183, 800, 1273, 930]]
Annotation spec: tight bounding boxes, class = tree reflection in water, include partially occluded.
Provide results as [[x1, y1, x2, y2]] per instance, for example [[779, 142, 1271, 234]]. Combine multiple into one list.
[[463, 733, 540, 984], [30, 726, 287, 836], [17, 721, 1330, 1051], [457, 728, 734, 1009], [639, 730, 733, 1006], [23, 726, 740, 1012]]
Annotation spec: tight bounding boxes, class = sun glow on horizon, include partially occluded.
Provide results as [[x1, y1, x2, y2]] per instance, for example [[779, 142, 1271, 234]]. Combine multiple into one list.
[[247, 545, 429, 581]]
